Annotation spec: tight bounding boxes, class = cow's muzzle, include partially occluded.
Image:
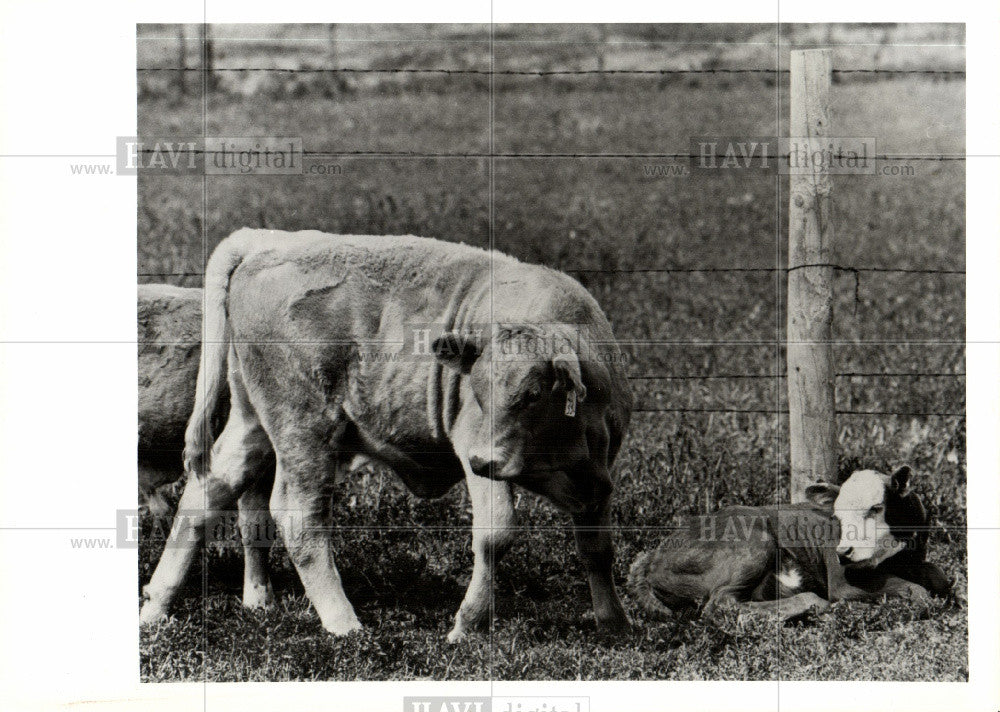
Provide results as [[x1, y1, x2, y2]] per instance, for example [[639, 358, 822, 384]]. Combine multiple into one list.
[[468, 455, 495, 478], [468, 456, 520, 479]]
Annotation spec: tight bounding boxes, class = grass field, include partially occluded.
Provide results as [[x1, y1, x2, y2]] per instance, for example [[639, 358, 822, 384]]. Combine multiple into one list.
[[138, 24, 966, 681]]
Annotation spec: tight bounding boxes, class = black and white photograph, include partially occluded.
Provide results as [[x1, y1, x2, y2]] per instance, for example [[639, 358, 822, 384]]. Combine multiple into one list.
[[1, 2, 998, 711]]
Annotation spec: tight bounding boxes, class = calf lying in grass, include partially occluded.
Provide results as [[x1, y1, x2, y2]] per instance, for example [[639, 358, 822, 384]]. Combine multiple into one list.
[[628, 467, 952, 621]]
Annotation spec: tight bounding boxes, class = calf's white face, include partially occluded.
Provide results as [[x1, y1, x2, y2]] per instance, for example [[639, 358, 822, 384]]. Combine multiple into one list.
[[806, 467, 912, 567]]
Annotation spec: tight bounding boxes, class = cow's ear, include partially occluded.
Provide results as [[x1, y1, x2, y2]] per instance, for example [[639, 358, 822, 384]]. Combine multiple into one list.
[[553, 351, 587, 402], [432, 331, 480, 374], [890, 465, 912, 496], [805, 482, 840, 511]]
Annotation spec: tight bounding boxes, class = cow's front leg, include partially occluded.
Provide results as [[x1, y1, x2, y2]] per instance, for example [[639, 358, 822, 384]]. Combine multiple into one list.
[[831, 578, 932, 607], [572, 498, 631, 635], [827, 553, 932, 605], [906, 561, 953, 598], [743, 592, 831, 620], [855, 576, 932, 604], [447, 471, 515, 643]]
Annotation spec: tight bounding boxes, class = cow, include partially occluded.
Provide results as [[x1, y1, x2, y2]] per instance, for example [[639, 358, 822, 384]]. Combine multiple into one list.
[[139, 228, 634, 641], [138, 284, 278, 604], [627, 467, 952, 621], [138, 284, 209, 514]]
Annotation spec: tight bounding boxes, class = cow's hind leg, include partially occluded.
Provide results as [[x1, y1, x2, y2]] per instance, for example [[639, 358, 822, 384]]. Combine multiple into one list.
[[238, 463, 275, 609], [139, 369, 271, 624], [447, 470, 516, 643], [268, 424, 361, 636]]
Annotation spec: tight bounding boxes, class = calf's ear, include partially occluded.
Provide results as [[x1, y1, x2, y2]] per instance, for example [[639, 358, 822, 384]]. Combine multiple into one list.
[[890, 465, 912, 496], [432, 331, 481, 374], [553, 351, 587, 402], [805, 482, 840, 510]]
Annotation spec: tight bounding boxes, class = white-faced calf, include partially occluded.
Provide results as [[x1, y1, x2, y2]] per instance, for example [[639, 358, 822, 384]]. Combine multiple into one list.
[[628, 467, 952, 620]]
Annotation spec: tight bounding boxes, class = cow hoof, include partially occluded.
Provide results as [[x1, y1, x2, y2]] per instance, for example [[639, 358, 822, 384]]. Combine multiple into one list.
[[323, 615, 363, 636], [595, 614, 634, 637], [446, 626, 469, 644], [242, 583, 274, 610], [808, 598, 831, 615], [139, 603, 169, 626]]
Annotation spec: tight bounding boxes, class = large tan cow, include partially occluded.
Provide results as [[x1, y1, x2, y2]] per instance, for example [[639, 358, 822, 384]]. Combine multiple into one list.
[[140, 229, 633, 641]]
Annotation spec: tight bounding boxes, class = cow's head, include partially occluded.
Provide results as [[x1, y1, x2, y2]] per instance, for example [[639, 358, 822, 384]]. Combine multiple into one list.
[[434, 324, 600, 484], [806, 466, 927, 568]]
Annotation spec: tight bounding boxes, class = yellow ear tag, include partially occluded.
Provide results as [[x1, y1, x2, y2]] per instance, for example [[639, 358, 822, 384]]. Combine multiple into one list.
[[565, 390, 577, 417]]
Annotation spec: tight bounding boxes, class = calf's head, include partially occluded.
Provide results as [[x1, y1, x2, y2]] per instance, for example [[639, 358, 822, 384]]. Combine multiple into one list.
[[433, 325, 599, 481], [806, 466, 928, 568]]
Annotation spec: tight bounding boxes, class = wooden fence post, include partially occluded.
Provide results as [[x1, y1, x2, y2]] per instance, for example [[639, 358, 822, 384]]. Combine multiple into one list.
[[787, 49, 837, 502]]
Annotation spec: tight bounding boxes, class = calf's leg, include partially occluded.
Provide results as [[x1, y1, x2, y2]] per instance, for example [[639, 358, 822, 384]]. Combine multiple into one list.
[[907, 561, 953, 598], [139, 373, 270, 624], [447, 470, 516, 643], [827, 551, 933, 604], [573, 496, 631, 634], [742, 592, 831, 619], [268, 424, 361, 636], [862, 576, 933, 603], [238, 466, 275, 609]]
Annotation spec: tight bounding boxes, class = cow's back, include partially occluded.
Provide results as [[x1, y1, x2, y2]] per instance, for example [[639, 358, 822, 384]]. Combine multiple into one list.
[[138, 284, 204, 456], [138, 284, 231, 488], [225, 234, 501, 450], [224, 231, 631, 469]]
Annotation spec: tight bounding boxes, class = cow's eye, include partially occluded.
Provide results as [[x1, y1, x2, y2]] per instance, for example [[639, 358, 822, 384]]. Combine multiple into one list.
[[868, 504, 885, 516], [523, 386, 542, 406]]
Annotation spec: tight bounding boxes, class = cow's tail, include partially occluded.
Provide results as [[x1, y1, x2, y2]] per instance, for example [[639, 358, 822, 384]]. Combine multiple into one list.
[[626, 550, 675, 621], [183, 228, 257, 477]]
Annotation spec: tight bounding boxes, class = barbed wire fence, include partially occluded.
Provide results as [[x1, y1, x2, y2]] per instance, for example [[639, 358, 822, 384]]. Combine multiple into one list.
[[139, 66, 966, 77], [136, 51, 966, 438]]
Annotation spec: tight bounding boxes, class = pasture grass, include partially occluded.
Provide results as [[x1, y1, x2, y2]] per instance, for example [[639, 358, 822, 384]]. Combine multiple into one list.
[[139, 60, 965, 680], [139, 511, 967, 681], [139, 419, 967, 681]]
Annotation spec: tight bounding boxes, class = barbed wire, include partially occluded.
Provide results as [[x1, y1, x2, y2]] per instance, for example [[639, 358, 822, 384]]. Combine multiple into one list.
[[632, 376, 964, 416], [137, 66, 965, 77], [569, 264, 965, 275], [130, 147, 967, 161], [634, 369, 965, 417], [139, 263, 965, 279], [632, 407, 964, 416], [305, 151, 964, 160], [136, 266, 965, 417], [135, 61, 965, 423], [138, 262, 963, 328]]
